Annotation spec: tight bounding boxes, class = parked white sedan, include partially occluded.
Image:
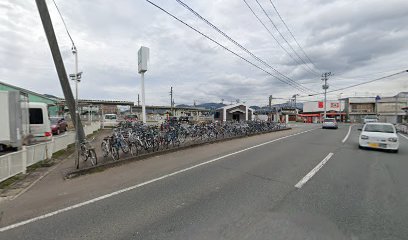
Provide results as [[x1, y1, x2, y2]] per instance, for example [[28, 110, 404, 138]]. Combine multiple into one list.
[[359, 123, 399, 153]]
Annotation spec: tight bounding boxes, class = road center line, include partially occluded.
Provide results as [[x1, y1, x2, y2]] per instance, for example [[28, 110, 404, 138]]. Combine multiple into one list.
[[342, 125, 353, 143], [0, 127, 318, 232], [398, 133, 408, 141], [295, 152, 334, 189]]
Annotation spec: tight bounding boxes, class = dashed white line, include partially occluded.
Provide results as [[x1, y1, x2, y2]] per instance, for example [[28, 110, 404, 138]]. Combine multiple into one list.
[[342, 125, 353, 143], [399, 133, 408, 141], [295, 152, 334, 189], [0, 128, 318, 232]]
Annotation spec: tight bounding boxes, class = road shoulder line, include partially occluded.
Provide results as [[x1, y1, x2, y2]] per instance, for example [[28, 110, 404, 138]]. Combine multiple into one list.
[[398, 133, 408, 141]]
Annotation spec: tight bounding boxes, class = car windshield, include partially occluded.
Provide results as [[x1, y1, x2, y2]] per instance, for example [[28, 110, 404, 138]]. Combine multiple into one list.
[[364, 124, 395, 133], [324, 119, 335, 122], [105, 115, 117, 120]]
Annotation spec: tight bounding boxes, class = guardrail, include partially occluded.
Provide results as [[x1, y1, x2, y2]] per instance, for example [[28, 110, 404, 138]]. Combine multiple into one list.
[[0, 122, 101, 183]]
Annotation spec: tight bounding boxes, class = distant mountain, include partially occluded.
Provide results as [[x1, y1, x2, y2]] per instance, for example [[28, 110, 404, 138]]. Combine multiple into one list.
[[250, 106, 261, 110], [196, 103, 226, 109], [175, 104, 191, 108]]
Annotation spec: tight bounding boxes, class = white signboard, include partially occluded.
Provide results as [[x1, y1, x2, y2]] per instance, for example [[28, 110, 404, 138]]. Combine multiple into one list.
[[138, 46, 149, 73]]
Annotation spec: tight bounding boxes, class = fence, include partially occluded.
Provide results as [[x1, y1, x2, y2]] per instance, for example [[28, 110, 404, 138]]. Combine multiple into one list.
[[0, 122, 101, 183]]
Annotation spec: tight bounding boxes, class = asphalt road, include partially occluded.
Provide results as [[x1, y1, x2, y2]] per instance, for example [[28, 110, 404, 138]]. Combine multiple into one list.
[[1, 124, 407, 240]]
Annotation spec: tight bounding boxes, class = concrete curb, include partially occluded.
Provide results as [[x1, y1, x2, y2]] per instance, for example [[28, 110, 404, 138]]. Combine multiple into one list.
[[64, 127, 292, 179]]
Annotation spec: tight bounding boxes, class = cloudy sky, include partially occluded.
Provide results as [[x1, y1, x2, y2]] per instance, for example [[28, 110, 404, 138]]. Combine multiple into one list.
[[1, 0, 408, 106]]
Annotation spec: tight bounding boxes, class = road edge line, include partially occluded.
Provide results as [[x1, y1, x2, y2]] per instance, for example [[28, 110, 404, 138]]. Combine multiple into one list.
[[398, 133, 408, 141]]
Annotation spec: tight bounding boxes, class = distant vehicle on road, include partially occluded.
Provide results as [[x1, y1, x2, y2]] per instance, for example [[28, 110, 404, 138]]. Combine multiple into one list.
[[50, 117, 68, 135], [363, 115, 378, 124], [359, 122, 399, 153], [322, 118, 338, 129], [103, 114, 119, 127]]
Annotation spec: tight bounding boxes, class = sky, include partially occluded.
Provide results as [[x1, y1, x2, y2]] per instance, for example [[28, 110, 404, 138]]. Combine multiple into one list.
[[1, 0, 408, 106]]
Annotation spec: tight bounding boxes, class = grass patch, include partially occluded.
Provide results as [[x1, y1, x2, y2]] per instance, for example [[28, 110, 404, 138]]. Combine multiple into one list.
[[0, 174, 23, 189], [52, 149, 67, 158], [27, 159, 54, 171]]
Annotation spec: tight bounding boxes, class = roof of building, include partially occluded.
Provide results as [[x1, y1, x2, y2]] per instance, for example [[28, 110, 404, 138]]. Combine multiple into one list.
[[216, 103, 254, 112], [0, 80, 58, 102]]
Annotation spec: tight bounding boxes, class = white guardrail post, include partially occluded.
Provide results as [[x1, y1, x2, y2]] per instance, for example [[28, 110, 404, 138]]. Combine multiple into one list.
[[22, 146, 27, 174]]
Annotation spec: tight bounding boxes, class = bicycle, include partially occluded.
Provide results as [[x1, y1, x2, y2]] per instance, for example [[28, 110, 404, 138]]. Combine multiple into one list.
[[80, 138, 98, 166]]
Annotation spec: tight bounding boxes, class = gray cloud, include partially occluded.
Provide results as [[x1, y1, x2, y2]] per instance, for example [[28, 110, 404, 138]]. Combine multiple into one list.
[[1, 0, 407, 107]]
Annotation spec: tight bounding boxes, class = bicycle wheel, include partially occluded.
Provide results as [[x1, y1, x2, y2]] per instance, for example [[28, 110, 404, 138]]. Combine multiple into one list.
[[101, 141, 109, 157], [80, 145, 88, 161], [88, 149, 97, 166], [121, 140, 130, 154], [111, 147, 120, 161], [130, 143, 138, 157]]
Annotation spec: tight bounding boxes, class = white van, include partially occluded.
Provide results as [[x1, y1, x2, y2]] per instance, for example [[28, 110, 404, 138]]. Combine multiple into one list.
[[29, 102, 52, 141], [103, 114, 118, 128]]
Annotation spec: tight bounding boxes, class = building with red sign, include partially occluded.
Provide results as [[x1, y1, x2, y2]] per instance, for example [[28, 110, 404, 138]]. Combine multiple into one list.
[[299, 100, 345, 123]]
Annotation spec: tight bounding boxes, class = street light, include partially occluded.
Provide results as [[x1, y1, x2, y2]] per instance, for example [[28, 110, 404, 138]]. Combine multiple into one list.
[[70, 45, 82, 169]]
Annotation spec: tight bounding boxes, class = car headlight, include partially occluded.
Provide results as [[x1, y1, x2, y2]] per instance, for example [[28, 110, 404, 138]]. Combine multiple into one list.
[[388, 137, 398, 142], [361, 135, 369, 140]]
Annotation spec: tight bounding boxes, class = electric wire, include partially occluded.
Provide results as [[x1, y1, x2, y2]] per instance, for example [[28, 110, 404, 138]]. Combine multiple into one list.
[[253, 0, 320, 76], [145, 0, 315, 94], [268, 0, 319, 70], [175, 0, 318, 94]]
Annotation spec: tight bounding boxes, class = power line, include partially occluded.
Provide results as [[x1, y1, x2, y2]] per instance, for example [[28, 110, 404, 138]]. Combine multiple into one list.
[[175, 0, 318, 94], [298, 70, 408, 98], [267, 0, 319, 71], [252, 0, 320, 76], [51, 0, 75, 47], [145, 0, 315, 94], [242, 0, 311, 76]]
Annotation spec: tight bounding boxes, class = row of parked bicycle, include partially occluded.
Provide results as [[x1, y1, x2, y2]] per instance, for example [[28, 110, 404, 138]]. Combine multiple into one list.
[[99, 121, 287, 162]]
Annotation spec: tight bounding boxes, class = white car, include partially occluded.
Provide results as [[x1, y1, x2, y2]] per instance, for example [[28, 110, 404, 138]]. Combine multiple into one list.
[[363, 115, 378, 124], [359, 122, 399, 153], [322, 118, 338, 129]]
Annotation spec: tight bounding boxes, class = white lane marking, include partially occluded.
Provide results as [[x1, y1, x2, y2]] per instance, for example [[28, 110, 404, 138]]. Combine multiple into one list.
[[342, 125, 353, 143], [399, 133, 408, 141], [295, 152, 334, 189], [0, 128, 318, 232]]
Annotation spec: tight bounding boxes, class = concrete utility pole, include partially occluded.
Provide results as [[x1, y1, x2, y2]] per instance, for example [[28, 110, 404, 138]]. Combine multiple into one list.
[[269, 95, 272, 109], [35, 0, 86, 151], [137, 94, 140, 106], [321, 72, 331, 119]]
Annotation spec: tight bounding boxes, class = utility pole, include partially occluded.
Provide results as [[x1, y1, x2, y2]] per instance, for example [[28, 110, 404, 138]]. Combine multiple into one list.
[[321, 72, 331, 119], [137, 94, 140, 106], [193, 100, 196, 107], [170, 87, 173, 115], [35, 0, 85, 168], [269, 95, 272, 109]]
